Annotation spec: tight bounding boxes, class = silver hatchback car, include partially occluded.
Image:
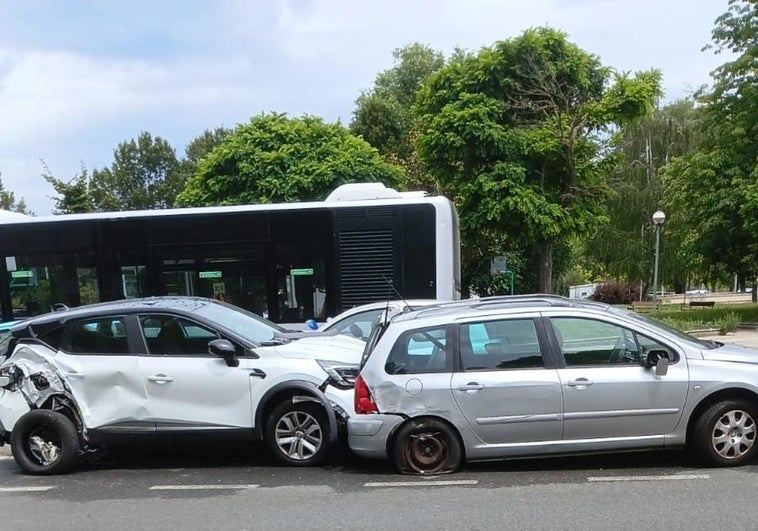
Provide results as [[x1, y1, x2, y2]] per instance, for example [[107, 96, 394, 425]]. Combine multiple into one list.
[[349, 295, 758, 474]]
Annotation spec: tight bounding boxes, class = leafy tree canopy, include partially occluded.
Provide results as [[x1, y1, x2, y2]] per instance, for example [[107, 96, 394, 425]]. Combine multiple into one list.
[[177, 113, 403, 206], [414, 27, 661, 293]]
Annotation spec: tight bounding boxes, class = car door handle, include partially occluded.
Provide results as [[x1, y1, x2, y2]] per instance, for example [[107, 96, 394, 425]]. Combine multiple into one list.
[[64, 371, 83, 379], [147, 375, 174, 384], [249, 369, 266, 379], [458, 382, 484, 392], [567, 378, 593, 388]]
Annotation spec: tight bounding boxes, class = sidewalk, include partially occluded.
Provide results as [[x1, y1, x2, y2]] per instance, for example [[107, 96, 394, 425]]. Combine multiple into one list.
[[699, 328, 758, 348]]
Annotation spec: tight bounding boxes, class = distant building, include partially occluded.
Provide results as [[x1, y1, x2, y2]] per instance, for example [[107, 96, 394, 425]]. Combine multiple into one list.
[[569, 283, 599, 300]]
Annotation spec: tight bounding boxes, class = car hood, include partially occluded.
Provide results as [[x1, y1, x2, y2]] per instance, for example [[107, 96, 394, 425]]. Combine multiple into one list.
[[701, 343, 758, 364], [261, 335, 364, 364]]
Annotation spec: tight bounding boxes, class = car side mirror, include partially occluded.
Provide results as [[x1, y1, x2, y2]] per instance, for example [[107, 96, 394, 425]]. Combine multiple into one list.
[[208, 339, 239, 367], [349, 324, 364, 339], [644, 349, 669, 376]]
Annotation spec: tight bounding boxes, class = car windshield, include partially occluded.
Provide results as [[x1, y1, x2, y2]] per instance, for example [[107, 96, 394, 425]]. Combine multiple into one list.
[[608, 306, 717, 349], [193, 300, 288, 345]]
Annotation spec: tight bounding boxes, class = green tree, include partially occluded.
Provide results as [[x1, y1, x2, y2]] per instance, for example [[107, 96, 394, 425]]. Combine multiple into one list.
[[351, 43, 445, 159], [90, 132, 180, 210], [415, 27, 661, 293], [662, 0, 758, 297], [0, 175, 32, 214], [177, 114, 404, 206], [42, 164, 94, 214], [586, 100, 702, 291], [174, 127, 231, 194]]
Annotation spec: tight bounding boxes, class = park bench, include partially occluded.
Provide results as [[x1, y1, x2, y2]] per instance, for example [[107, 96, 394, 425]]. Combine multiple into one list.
[[627, 300, 655, 313], [685, 300, 715, 309]]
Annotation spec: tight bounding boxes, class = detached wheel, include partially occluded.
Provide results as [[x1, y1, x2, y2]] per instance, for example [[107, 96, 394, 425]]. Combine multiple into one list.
[[11, 410, 80, 475], [266, 401, 332, 466], [692, 399, 758, 467], [393, 418, 462, 475]]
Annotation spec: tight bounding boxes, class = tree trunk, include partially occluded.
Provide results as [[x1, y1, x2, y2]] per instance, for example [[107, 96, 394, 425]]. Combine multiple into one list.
[[753, 277, 757, 303], [539, 240, 554, 294]]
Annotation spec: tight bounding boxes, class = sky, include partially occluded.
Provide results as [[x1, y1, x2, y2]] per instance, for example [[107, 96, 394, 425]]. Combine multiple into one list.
[[0, 0, 731, 215]]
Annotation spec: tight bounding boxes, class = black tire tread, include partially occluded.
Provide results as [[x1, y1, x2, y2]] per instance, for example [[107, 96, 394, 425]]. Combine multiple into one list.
[[10, 410, 79, 475], [691, 399, 758, 467], [393, 417, 462, 475]]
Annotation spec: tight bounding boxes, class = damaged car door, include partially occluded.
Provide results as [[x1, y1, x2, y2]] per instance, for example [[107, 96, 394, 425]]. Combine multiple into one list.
[[53, 316, 153, 433]]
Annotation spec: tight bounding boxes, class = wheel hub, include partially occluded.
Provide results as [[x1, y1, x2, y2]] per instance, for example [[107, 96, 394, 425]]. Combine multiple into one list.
[[712, 409, 756, 460]]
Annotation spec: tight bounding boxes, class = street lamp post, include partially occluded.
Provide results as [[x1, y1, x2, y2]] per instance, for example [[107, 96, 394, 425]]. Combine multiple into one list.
[[652, 210, 666, 311]]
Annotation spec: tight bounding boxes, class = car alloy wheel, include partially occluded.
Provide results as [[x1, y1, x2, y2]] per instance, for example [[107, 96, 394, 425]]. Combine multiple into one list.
[[266, 401, 332, 466], [275, 410, 323, 461], [10, 410, 80, 475]]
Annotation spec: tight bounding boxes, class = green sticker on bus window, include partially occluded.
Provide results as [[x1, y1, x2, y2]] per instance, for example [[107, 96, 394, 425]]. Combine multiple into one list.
[[11, 270, 33, 278], [290, 268, 314, 276], [199, 271, 222, 279]]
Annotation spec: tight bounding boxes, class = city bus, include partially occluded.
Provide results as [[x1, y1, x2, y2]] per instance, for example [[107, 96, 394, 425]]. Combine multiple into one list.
[[0, 183, 460, 323]]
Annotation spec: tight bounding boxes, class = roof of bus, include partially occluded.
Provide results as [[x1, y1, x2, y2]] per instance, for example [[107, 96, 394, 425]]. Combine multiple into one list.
[[0, 184, 452, 226]]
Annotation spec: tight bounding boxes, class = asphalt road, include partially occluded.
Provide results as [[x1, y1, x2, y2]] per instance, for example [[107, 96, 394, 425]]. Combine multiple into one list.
[[0, 443, 757, 531], [2, 330, 758, 530]]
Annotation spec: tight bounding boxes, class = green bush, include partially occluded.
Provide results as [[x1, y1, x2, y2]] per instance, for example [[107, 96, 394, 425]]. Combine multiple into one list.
[[716, 312, 742, 335]]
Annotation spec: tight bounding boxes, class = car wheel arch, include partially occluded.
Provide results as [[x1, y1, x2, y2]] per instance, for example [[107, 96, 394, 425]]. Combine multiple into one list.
[[387, 415, 467, 463], [37, 394, 89, 445], [254, 381, 339, 443], [686, 387, 758, 442]]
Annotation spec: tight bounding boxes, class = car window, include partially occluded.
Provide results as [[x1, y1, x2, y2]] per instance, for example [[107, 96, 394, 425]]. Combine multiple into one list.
[[551, 317, 641, 366], [37, 326, 65, 351], [63, 317, 129, 355], [140, 315, 218, 356], [385, 326, 451, 374], [460, 318, 544, 371], [325, 309, 384, 340]]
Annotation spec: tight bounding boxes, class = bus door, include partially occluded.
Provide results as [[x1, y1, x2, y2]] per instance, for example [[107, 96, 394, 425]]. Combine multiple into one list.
[[152, 244, 269, 317]]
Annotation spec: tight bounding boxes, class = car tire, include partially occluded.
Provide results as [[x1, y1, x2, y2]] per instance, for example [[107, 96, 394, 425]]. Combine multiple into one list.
[[266, 401, 332, 467], [393, 417, 462, 475], [692, 399, 758, 467], [11, 410, 80, 475]]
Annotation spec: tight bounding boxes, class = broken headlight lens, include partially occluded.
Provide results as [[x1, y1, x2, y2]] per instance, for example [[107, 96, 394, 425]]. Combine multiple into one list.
[[317, 360, 359, 390], [0, 365, 20, 388]]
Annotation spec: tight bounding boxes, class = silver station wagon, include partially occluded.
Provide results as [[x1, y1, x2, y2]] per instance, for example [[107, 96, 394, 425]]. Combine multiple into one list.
[[349, 295, 758, 474]]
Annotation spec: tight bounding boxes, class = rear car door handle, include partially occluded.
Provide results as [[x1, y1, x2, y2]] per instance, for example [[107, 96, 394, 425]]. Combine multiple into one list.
[[567, 378, 593, 388], [64, 371, 83, 379], [148, 375, 174, 384], [249, 369, 266, 379], [459, 382, 484, 392]]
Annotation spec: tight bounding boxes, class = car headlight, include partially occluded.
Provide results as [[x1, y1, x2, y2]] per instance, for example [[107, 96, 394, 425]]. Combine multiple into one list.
[[0, 364, 20, 389], [317, 360, 359, 390]]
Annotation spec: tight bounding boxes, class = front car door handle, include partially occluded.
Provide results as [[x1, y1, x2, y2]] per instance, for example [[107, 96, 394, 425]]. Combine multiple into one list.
[[567, 378, 593, 388], [250, 369, 267, 379], [458, 382, 484, 392], [147, 375, 174, 384]]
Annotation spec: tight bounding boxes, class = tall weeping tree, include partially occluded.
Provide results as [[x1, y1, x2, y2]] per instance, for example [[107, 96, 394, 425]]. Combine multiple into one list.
[[585, 100, 702, 291], [414, 28, 661, 293], [663, 0, 758, 299]]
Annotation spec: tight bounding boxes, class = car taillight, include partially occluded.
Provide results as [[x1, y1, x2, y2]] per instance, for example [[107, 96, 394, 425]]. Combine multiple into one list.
[[354, 373, 378, 414]]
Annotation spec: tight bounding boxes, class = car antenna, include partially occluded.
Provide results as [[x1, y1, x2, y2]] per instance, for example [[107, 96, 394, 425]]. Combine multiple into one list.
[[381, 275, 411, 326]]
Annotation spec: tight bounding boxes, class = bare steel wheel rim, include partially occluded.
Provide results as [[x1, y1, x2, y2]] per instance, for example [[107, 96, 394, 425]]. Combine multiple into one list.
[[711, 409, 756, 460], [405, 431, 450, 474], [27, 427, 61, 467], [275, 411, 323, 461]]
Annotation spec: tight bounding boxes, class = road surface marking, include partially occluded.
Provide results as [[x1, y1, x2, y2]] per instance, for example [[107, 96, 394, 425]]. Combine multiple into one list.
[[0, 486, 56, 492], [587, 474, 710, 482], [364, 480, 479, 488], [149, 484, 259, 491]]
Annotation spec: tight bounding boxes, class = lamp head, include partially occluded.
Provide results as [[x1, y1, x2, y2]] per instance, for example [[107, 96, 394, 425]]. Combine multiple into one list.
[[652, 210, 666, 225]]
